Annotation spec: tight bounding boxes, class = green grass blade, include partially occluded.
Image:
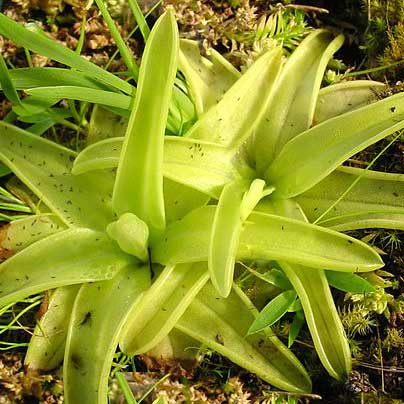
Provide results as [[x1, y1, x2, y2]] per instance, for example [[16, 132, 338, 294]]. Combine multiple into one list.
[[266, 92, 404, 198], [95, 0, 139, 80], [254, 31, 344, 173], [297, 166, 404, 226], [325, 271, 376, 293], [119, 263, 208, 355], [248, 290, 297, 335], [25, 285, 80, 370], [5, 67, 112, 91], [64, 264, 150, 404], [128, 0, 150, 41], [0, 122, 116, 230], [176, 283, 312, 393], [0, 228, 135, 308], [314, 80, 385, 124], [26, 86, 131, 110], [113, 11, 178, 241], [0, 54, 21, 105], [0, 13, 133, 94]]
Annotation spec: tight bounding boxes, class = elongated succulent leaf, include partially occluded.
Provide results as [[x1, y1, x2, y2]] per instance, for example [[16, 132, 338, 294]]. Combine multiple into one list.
[[314, 80, 385, 124], [112, 11, 178, 241], [280, 261, 351, 379], [176, 284, 312, 393], [184, 47, 282, 148], [120, 263, 209, 355], [254, 30, 344, 173], [0, 13, 132, 94], [153, 206, 383, 272], [209, 179, 249, 297], [73, 136, 240, 198], [297, 166, 404, 230], [0, 228, 134, 307], [64, 265, 150, 404], [0, 214, 64, 253], [266, 92, 404, 198], [0, 122, 116, 230], [179, 39, 240, 116], [25, 285, 80, 370]]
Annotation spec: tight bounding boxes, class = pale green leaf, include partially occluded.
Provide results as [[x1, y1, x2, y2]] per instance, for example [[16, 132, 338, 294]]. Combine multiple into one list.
[[73, 136, 241, 199], [113, 11, 178, 242], [0, 122, 116, 230], [176, 284, 312, 393], [0, 214, 64, 252], [266, 92, 404, 198], [25, 285, 80, 370], [153, 206, 383, 272], [179, 39, 240, 116], [248, 290, 297, 335], [64, 264, 150, 404], [297, 166, 404, 230], [314, 80, 385, 124], [209, 179, 249, 297], [0, 13, 132, 94], [254, 30, 344, 173], [183, 47, 282, 148], [0, 228, 134, 308], [119, 263, 208, 355], [280, 261, 351, 379]]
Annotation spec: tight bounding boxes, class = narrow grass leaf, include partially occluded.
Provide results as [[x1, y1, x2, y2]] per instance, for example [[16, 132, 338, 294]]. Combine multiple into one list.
[[297, 166, 404, 229], [112, 11, 178, 242], [248, 290, 297, 335], [288, 311, 304, 348], [0, 13, 132, 94], [26, 86, 131, 110], [6, 67, 112, 91], [326, 271, 376, 293], [95, 0, 139, 79], [0, 54, 21, 105], [128, 0, 150, 40]]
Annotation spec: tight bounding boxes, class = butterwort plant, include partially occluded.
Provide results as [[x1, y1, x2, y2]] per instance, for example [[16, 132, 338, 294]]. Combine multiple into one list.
[[0, 10, 317, 403], [74, 20, 404, 385], [0, 8, 403, 404]]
